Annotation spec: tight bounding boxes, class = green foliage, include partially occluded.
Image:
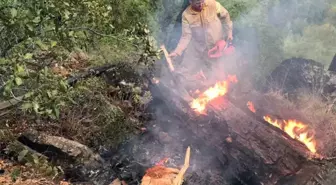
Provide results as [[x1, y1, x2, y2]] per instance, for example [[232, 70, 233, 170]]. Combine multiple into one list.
[[10, 168, 20, 182], [0, 0, 159, 121], [284, 24, 336, 67], [20, 71, 70, 119], [216, 0, 335, 82], [0, 0, 155, 55], [218, 0, 259, 20], [61, 77, 150, 149]]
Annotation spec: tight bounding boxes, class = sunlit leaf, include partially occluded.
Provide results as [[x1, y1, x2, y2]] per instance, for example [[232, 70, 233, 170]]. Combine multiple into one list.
[[10, 8, 17, 18], [64, 10, 70, 20], [69, 31, 74, 37], [32, 102, 40, 113], [53, 106, 60, 119], [35, 39, 48, 50], [51, 90, 58, 96], [22, 102, 33, 110], [15, 64, 25, 76], [46, 90, 52, 98], [18, 150, 29, 162], [24, 91, 34, 98], [24, 53, 33, 59], [50, 40, 57, 47], [59, 80, 68, 92], [32, 17, 40, 23], [32, 154, 39, 164], [46, 109, 53, 114], [26, 24, 34, 32], [14, 77, 23, 85]]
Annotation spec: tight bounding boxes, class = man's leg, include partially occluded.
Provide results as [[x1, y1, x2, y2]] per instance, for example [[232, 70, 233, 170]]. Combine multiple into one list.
[[176, 46, 206, 91], [179, 46, 205, 75]]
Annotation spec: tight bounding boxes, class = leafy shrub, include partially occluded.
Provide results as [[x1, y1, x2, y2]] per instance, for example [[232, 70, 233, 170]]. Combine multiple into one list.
[[283, 24, 336, 67]]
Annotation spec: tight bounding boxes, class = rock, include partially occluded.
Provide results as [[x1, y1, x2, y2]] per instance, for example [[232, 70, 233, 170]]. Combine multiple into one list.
[[265, 58, 336, 99]]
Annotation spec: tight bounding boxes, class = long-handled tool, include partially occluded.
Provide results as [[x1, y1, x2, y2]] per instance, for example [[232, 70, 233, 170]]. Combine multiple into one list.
[[160, 45, 192, 101], [173, 146, 191, 185], [160, 45, 175, 72]]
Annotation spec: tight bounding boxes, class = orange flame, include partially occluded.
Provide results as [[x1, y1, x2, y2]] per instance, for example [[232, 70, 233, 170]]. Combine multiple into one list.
[[190, 75, 238, 114], [247, 101, 256, 113], [263, 115, 282, 129], [263, 115, 317, 153]]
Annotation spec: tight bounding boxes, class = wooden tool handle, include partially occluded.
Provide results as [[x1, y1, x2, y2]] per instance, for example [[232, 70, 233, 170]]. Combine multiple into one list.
[[173, 146, 191, 185], [160, 45, 175, 72]]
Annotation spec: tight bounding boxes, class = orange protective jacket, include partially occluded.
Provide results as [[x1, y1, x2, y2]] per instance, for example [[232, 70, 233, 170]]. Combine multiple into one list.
[[173, 0, 233, 56]]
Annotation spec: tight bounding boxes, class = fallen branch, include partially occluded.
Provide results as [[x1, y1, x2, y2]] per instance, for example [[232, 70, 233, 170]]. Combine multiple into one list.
[[0, 95, 24, 111], [66, 64, 117, 86]]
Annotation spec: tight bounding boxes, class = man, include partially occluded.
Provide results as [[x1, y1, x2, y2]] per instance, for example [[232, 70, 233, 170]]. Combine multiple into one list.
[[169, 0, 233, 75]]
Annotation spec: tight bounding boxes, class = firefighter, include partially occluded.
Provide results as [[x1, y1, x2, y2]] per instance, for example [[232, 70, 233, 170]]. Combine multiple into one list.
[[169, 0, 233, 75]]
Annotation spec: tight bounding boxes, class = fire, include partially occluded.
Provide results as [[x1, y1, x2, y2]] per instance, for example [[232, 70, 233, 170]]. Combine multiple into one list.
[[190, 75, 238, 114], [247, 101, 317, 153], [263, 115, 317, 153], [263, 115, 282, 129], [247, 101, 256, 113]]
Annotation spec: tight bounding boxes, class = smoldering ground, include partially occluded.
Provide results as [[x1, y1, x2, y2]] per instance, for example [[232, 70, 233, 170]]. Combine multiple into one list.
[[107, 0, 335, 184]]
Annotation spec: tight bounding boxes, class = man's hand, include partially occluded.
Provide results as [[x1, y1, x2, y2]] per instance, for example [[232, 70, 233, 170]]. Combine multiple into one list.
[[169, 52, 178, 58], [227, 33, 233, 42]]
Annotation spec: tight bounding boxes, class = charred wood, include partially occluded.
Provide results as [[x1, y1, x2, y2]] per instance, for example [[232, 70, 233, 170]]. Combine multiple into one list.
[[328, 54, 336, 72], [151, 80, 332, 184]]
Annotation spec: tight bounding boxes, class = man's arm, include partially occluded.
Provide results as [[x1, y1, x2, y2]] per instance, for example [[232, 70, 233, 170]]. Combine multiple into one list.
[[216, 2, 233, 40], [172, 15, 192, 56]]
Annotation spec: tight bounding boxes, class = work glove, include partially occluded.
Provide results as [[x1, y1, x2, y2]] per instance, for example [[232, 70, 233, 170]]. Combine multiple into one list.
[[168, 52, 178, 58], [208, 40, 227, 58]]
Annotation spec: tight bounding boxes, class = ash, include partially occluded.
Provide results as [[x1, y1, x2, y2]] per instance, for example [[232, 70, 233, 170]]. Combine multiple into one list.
[[98, 99, 261, 185]]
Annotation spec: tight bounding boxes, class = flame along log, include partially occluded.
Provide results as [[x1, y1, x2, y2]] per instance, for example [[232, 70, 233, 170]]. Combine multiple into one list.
[[150, 78, 328, 185]]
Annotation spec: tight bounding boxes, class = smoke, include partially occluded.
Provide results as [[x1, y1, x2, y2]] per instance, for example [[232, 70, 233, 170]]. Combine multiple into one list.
[[124, 0, 335, 183]]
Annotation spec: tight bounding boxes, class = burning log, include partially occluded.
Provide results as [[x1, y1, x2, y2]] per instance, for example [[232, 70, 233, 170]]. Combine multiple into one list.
[[141, 147, 190, 185], [151, 76, 334, 184]]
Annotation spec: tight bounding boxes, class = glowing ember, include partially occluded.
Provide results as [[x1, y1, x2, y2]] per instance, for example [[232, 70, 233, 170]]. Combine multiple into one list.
[[152, 77, 160, 84], [247, 101, 256, 113], [263, 115, 317, 153], [195, 70, 206, 80], [190, 75, 238, 114], [155, 157, 169, 166]]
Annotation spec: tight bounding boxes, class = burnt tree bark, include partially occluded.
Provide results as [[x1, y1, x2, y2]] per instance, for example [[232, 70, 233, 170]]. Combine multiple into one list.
[[328, 54, 336, 72], [151, 80, 330, 185]]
